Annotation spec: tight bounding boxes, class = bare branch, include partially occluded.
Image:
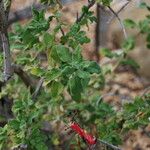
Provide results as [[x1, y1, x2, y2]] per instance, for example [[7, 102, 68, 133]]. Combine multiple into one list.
[[141, 86, 150, 97], [32, 78, 44, 101], [13, 64, 37, 92], [108, 6, 127, 39], [97, 139, 122, 150], [13, 64, 44, 99], [108, 1, 130, 23]]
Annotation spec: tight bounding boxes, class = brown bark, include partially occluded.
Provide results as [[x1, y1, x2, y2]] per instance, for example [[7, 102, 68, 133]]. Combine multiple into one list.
[[0, 0, 13, 81], [95, 4, 100, 62]]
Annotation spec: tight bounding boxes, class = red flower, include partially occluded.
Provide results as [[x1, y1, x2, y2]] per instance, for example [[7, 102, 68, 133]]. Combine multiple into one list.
[[70, 122, 97, 145]]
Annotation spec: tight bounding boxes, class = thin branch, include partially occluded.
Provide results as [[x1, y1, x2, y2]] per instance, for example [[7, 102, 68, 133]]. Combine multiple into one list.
[[115, 0, 130, 16], [32, 78, 44, 101], [13, 64, 37, 93], [97, 139, 122, 150], [108, 6, 127, 39], [108, 1, 130, 23], [56, 18, 65, 36], [13, 64, 44, 100], [76, 0, 95, 23], [141, 86, 150, 97], [76, 12, 79, 21]]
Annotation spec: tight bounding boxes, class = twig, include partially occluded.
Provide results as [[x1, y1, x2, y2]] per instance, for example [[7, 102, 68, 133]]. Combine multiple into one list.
[[13, 64, 37, 92], [96, 93, 115, 106], [76, 0, 95, 23], [141, 86, 150, 97], [76, 12, 79, 21], [13, 64, 44, 100], [32, 78, 44, 101], [115, 1, 130, 15], [108, 6, 127, 39], [96, 92, 132, 107], [56, 18, 65, 36], [97, 139, 122, 150], [108, 1, 130, 23]]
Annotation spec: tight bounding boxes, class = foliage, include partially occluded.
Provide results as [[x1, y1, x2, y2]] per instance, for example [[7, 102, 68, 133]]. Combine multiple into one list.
[[0, 0, 150, 150], [123, 2, 150, 49]]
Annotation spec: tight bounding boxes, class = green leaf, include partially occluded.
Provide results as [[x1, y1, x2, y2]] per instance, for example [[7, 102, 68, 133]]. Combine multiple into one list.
[[75, 31, 90, 44], [70, 24, 80, 35], [68, 75, 83, 101], [51, 45, 72, 63], [50, 46, 61, 63], [139, 2, 150, 11], [76, 70, 90, 79], [123, 19, 137, 28], [43, 33, 54, 48], [138, 20, 150, 33], [101, 48, 115, 58], [82, 61, 101, 74], [73, 45, 82, 61], [121, 58, 140, 69], [9, 120, 20, 130], [61, 66, 75, 76], [82, 6, 89, 13], [45, 68, 61, 82], [100, 0, 112, 6], [122, 37, 135, 51], [146, 34, 150, 49], [81, 77, 90, 90], [72, 70, 90, 93], [30, 67, 45, 77], [51, 81, 64, 98]]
